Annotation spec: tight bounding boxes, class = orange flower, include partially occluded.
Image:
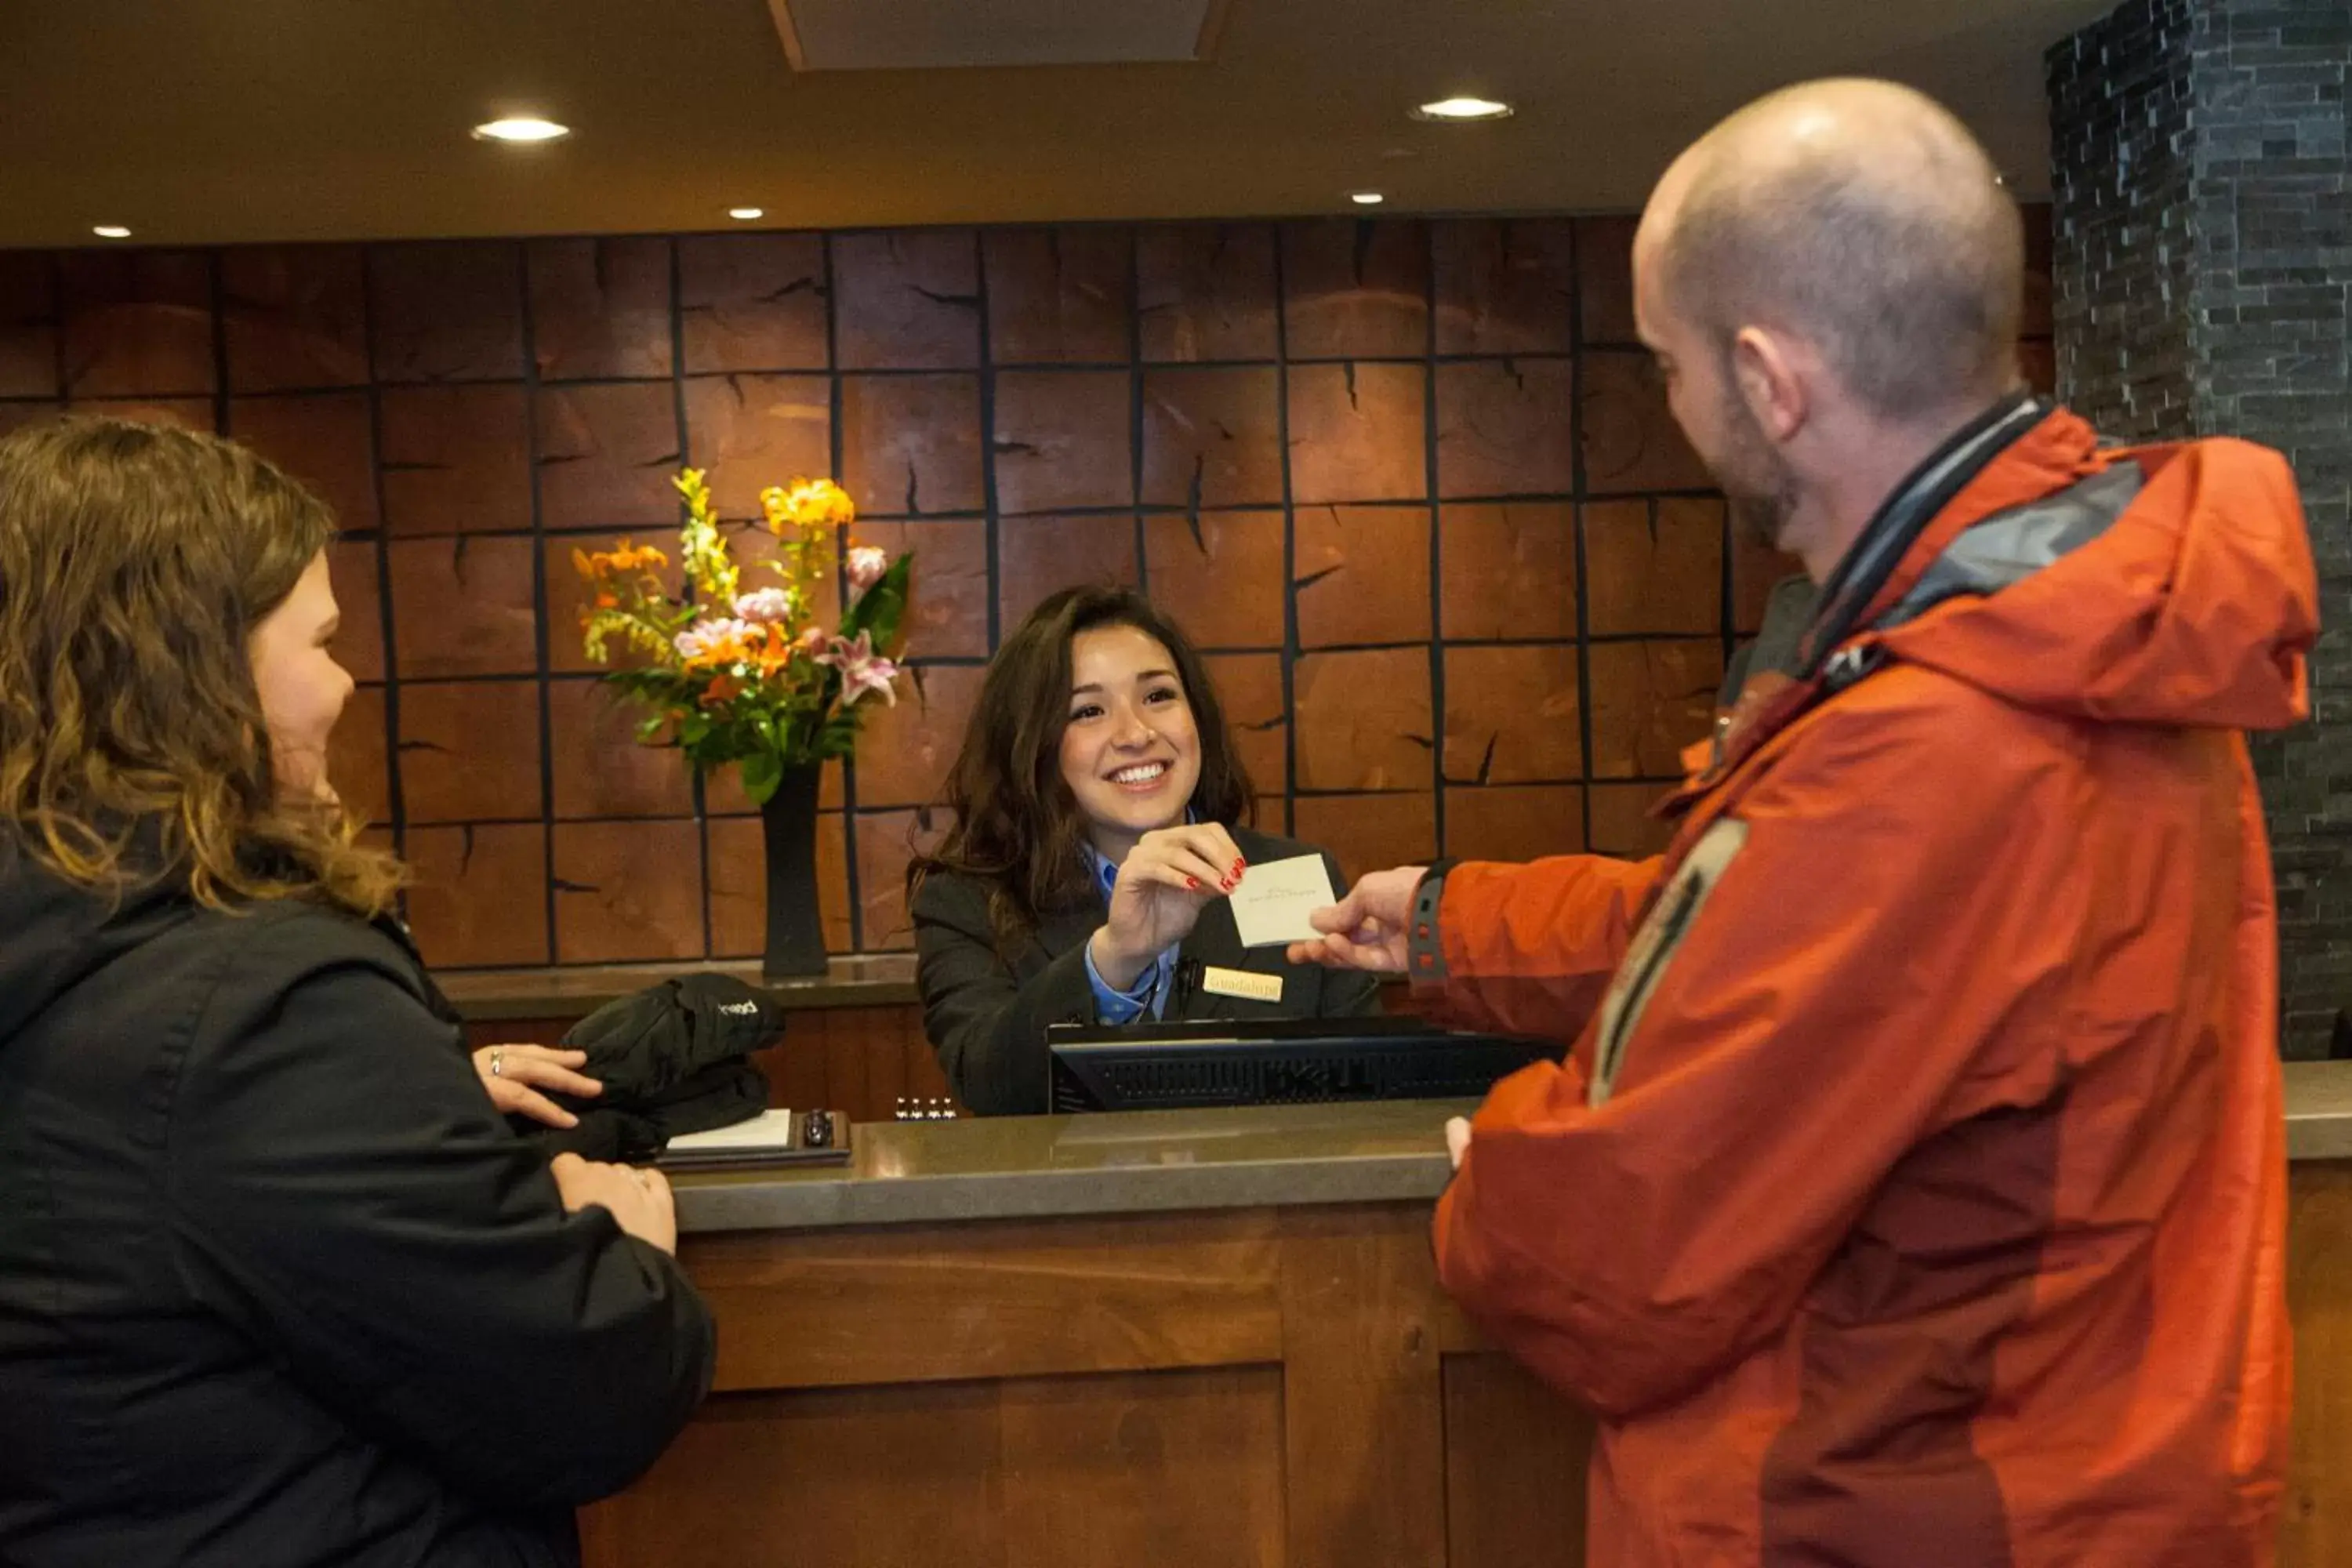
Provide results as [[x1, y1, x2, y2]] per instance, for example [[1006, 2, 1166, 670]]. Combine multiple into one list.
[[701, 672, 744, 707]]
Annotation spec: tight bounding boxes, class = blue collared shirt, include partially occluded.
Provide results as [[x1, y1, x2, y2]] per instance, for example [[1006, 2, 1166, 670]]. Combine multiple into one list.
[[1080, 846, 1181, 1023]]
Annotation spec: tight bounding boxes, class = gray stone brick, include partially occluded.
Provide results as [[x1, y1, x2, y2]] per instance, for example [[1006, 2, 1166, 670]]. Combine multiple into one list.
[[2053, 0, 2352, 1057]]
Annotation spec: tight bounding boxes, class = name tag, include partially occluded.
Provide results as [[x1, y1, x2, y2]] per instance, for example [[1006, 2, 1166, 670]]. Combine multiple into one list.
[[1201, 966, 1283, 1004]]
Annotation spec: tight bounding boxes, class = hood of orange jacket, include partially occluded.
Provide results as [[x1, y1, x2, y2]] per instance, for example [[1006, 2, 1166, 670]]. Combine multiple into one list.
[[1871, 410, 2314, 733]]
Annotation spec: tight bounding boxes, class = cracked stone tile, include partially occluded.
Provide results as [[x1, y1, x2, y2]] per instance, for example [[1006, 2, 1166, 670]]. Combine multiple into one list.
[[1294, 503, 1432, 648], [1144, 510, 1286, 648], [1282, 218, 1430, 359], [682, 372, 833, 517], [1294, 647, 1433, 791], [60, 249, 217, 397], [528, 237, 673, 381], [1584, 496, 1722, 637], [1587, 639, 1725, 779], [1435, 219, 1577, 355], [1287, 361, 1428, 503], [403, 824, 550, 967], [1444, 784, 1585, 861], [394, 679, 543, 824], [553, 822, 705, 964], [996, 513, 1139, 629], [388, 535, 539, 680], [1142, 365, 1283, 509], [1204, 652, 1288, 794], [548, 677, 695, 818], [0, 251, 58, 397], [1581, 352, 1712, 493], [986, 227, 1133, 364], [710, 815, 852, 958], [1138, 223, 1278, 362], [855, 517, 990, 659], [379, 383, 531, 535], [678, 233, 829, 373], [1439, 501, 1575, 641], [1443, 644, 1584, 784], [368, 241, 524, 383], [1576, 216, 1640, 347], [535, 380, 683, 528], [1436, 358, 1576, 497], [1290, 792, 1438, 884], [835, 230, 981, 370], [855, 806, 956, 950], [991, 368, 1133, 514], [840, 372, 985, 517], [230, 390, 379, 531], [855, 663, 985, 809], [221, 245, 369, 392]]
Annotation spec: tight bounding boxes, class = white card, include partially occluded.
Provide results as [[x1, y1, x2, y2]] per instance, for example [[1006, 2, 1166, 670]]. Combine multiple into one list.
[[1228, 853, 1338, 949]]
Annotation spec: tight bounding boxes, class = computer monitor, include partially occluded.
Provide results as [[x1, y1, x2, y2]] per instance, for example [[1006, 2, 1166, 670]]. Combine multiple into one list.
[[1045, 1016, 1559, 1113]]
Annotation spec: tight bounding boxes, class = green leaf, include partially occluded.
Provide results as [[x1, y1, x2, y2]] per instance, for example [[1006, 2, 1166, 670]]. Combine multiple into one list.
[[739, 749, 783, 805], [840, 553, 915, 653]]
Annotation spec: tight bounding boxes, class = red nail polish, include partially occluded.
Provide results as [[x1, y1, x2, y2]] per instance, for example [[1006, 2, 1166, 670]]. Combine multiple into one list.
[[1186, 876, 1201, 891]]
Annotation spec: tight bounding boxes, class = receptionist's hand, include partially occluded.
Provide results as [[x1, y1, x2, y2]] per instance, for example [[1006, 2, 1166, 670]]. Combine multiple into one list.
[[1091, 822, 1249, 990], [1289, 865, 1425, 973]]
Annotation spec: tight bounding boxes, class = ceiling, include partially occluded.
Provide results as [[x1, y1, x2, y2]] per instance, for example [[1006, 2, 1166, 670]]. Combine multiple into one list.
[[0, 0, 2116, 249]]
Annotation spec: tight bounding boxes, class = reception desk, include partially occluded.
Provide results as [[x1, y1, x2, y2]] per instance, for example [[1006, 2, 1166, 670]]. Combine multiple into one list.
[[580, 1063, 2352, 1568]]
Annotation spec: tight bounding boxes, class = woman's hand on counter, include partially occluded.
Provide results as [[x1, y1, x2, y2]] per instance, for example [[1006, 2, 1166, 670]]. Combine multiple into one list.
[[1094, 823, 1250, 988], [473, 1044, 603, 1129], [550, 1153, 678, 1255]]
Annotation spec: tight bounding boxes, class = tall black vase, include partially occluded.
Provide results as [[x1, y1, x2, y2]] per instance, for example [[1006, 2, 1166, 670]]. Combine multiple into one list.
[[756, 763, 828, 979]]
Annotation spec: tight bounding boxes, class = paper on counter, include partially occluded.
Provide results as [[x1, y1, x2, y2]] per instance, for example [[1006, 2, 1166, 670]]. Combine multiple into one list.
[[662, 1109, 800, 1154], [1228, 853, 1339, 949]]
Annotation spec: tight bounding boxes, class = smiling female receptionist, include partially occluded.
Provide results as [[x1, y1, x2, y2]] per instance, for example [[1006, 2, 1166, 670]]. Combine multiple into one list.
[[907, 586, 1381, 1115]]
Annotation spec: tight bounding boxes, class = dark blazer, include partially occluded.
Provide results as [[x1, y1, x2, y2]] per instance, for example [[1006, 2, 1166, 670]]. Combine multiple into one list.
[[0, 848, 715, 1568], [911, 825, 1384, 1116]]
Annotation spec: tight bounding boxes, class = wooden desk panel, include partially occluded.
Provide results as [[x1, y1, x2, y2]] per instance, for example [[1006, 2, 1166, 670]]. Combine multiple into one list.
[[585, 1156, 2352, 1567], [580, 1204, 1587, 1568]]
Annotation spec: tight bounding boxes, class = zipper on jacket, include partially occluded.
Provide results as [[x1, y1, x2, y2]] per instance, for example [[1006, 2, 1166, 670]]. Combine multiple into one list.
[[1594, 871, 1704, 1101]]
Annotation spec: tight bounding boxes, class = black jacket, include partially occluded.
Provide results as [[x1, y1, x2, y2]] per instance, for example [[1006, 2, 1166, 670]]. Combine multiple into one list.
[[0, 848, 715, 1568], [521, 975, 784, 1163], [911, 825, 1384, 1115]]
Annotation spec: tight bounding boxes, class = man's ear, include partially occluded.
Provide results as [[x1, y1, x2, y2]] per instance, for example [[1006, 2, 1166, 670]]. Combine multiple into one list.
[[1730, 326, 1808, 443]]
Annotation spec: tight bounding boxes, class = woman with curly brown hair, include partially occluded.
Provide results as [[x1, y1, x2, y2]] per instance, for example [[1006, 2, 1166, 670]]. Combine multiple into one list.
[[908, 585, 1381, 1115], [0, 416, 712, 1568]]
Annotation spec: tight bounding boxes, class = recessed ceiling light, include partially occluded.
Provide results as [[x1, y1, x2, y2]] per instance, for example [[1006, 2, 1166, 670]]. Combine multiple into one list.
[[471, 117, 571, 143], [1412, 96, 1514, 122], [91, 225, 132, 239], [1349, 191, 1385, 206], [728, 206, 765, 220]]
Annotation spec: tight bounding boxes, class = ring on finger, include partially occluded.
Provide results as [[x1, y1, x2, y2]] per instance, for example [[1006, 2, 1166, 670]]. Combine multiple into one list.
[[489, 1048, 505, 1078]]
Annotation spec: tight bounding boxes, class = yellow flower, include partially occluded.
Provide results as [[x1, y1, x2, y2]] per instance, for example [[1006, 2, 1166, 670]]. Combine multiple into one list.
[[760, 477, 857, 535]]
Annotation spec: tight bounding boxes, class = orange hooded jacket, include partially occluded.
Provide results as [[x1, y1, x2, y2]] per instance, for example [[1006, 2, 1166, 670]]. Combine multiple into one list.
[[1429, 408, 2314, 1567]]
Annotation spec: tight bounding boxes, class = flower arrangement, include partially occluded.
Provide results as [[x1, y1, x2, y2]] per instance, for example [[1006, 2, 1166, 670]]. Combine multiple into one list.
[[575, 470, 913, 805]]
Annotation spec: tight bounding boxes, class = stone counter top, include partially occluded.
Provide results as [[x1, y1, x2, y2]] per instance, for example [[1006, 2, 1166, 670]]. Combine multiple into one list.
[[437, 955, 920, 1020], [673, 1060, 2352, 1235]]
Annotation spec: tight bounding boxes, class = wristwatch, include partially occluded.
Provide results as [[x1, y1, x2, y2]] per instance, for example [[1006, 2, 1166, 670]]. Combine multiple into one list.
[[1406, 861, 1457, 982]]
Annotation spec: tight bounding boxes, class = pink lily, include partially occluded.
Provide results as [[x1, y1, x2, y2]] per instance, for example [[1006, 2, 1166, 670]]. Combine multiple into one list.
[[817, 630, 900, 707]]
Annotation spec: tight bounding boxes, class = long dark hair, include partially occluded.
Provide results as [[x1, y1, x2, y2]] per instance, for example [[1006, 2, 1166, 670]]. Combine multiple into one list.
[[909, 585, 1253, 950], [0, 416, 401, 916]]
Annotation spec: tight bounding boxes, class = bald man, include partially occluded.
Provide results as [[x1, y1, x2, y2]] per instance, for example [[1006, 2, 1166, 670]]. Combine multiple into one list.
[[1297, 80, 2309, 1566]]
